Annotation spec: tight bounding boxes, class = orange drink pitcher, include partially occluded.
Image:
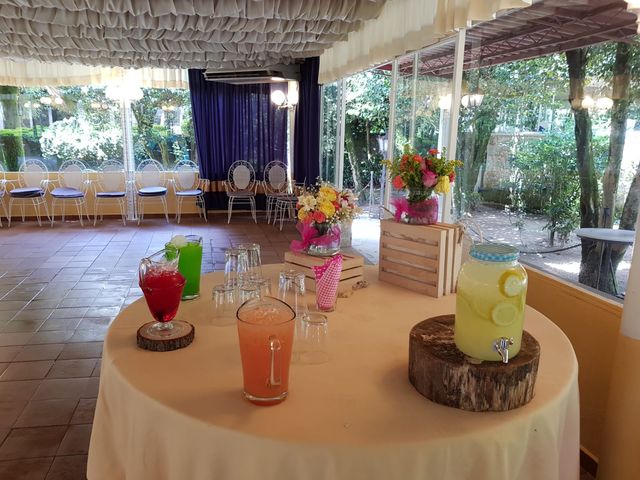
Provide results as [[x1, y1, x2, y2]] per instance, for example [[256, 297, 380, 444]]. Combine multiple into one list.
[[236, 296, 296, 405]]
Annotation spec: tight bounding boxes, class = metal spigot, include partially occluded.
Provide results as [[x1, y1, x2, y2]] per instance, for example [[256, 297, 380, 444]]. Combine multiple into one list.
[[494, 337, 514, 364]]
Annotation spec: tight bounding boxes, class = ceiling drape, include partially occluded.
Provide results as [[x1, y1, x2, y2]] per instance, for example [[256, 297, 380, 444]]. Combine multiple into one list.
[[318, 0, 532, 84], [0, 58, 188, 88]]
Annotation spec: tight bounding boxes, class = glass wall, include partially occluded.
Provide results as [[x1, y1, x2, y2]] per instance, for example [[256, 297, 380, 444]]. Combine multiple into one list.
[[0, 82, 194, 173], [454, 37, 639, 299], [320, 81, 340, 184]]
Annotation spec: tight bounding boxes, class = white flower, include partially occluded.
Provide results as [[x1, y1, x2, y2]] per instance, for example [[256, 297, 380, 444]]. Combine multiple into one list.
[[169, 235, 188, 248], [298, 194, 317, 210]]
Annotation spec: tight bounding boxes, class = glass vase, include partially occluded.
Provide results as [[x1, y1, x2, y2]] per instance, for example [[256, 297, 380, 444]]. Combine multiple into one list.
[[306, 223, 341, 257]]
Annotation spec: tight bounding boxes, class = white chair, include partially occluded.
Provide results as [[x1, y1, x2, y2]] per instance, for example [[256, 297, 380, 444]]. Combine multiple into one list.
[[172, 160, 209, 223], [0, 164, 10, 227], [135, 159, 169, 224], [50, 159, 91, 227], [224, 160, 257, 224], [262, 161, 289, 223], [7, 159, 51, 227], [94, 160, 127, 226]]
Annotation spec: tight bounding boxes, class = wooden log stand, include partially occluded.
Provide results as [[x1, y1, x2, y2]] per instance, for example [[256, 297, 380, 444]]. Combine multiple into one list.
[[137, 320, 195, 352], [408, 315, 540, 412]]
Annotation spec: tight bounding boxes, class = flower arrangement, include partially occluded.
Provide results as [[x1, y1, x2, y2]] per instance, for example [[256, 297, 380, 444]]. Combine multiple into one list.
[[296, 182, 361, 226], [384, 145, 461, 224], [292, 182, 361, 255]]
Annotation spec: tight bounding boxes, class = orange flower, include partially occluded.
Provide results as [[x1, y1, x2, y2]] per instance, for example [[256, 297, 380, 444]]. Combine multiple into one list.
[[313, 211, 327, 223], [392, 175, 405, 189]]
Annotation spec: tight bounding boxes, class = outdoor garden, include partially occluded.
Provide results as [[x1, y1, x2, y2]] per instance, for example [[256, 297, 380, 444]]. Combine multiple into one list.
[[0, 84, 195, 172]]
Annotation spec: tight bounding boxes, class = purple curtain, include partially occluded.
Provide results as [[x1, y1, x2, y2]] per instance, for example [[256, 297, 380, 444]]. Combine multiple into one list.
[[188, 69, 288, 182], [294, 57, 321, 185]]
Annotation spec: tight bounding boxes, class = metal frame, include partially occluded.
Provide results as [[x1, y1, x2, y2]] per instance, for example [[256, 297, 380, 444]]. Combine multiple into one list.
[[7, 159, 51, 227], [50, 159, 91, 227], [224, 160, 257, 224], [135, 159, 170, 225], [94, 159, 127, 226], [172, 160, 209, 223]]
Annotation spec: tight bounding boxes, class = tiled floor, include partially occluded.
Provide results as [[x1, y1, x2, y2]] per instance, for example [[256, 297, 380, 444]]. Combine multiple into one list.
[[0, 214, 595, 480], [0, 213, 300, 479]]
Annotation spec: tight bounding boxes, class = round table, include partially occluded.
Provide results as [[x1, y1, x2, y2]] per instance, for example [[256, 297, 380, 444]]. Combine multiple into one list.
[[88, 265, 579, 480], [576, 228, 635, 294]]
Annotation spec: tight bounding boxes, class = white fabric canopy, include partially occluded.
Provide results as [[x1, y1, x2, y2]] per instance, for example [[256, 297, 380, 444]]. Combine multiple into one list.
[[319, 0, 532, 84], [0, 58, 188, 88], [0, 0, 386, 70]]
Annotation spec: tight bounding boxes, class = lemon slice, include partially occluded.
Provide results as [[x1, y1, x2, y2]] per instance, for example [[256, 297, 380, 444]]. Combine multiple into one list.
[[491, 302, 518, 326], [169, 235, 188, 248], [499, 269, 525, 297]]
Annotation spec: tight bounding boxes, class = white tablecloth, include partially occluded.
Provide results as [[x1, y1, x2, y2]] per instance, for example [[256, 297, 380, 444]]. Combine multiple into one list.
[[88, 265, 579, 480]]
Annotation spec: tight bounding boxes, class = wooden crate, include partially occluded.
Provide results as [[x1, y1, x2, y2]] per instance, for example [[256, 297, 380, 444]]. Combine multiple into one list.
[[284, 251, 364, 294], [378, 219, 462, 297]]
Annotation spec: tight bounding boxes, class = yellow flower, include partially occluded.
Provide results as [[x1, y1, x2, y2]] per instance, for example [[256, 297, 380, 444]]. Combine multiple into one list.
[[298, 208, 309, 222], [319, 186, 337, 202], [434, 175, 450, 194], [319, 200, 335, 218]]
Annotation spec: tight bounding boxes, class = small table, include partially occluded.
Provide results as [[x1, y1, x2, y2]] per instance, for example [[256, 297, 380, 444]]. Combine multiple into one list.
[[575, 228, 635, 295], [88, 265, 579, 480]]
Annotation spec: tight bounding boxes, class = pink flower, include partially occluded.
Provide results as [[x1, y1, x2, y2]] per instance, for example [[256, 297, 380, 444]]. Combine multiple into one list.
[[422, 170, 437, 188], [392, 175, 405, 189], [313, 211, 327, 223]]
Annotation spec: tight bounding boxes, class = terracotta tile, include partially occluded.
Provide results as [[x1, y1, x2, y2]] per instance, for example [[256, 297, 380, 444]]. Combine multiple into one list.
[[75, 317, 111, 330], [58, 343, 102, 360], [14, 399, 77, 428], [83, 378, 99, 398], [0, 311, 18, 322], [45, 455, 87, 480], [67, 330, 107, 343], [47, 359, 97, 379], [27, 332, 74, 345], [69, 398, 96, 426], [0, 428, 8, 444], [0, 426, 66, 460], [56, 424, 91, 456], [0, 345, 22, 362], [0, 381, 40, 402], [32, 379, 90, 401], [0, 457, 54, 480], [38, 318, 82, 332], [0, 301, 28, 312], [0, 363, 6, 376], [0, 401, 27, 428], [12, 310, 53, 322], [84, 306, 120, 318], [0, 361, 54, 381], [0, 320, 46, 334], [48, 308, 88, 320], [14, 345, 64, 362], [0, 333, 34, 347], [91, 360, 101, 378]]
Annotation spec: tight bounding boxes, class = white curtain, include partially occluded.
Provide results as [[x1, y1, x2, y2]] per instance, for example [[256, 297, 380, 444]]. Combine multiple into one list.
[[0, 58, 189, 88], [319, 0, 532, 84]]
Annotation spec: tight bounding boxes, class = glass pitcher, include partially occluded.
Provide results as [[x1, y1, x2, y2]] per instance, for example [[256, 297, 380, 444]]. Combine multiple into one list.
[[236, 296, 295, 405], [139, 249, 186, 339]]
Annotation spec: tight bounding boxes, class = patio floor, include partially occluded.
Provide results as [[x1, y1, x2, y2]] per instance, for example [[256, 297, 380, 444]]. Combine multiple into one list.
[[0, 214, 594, 479]]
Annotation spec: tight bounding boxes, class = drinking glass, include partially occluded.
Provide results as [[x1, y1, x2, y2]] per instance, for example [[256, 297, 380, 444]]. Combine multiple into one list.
[[224, 248, 248, 288], [212, 284, 239, 327], [277, 270, 309, 321], [237, 243, 262, 281], [166, 235, 203, 300], [139, 249, 187, 339], [298, 313, 329, 365], [237, 296, 296, 405], [239, 282, 261, 303]]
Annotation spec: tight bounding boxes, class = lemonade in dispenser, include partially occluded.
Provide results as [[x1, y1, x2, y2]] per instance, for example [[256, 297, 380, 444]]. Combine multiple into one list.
[[455, 243, 527, 362]]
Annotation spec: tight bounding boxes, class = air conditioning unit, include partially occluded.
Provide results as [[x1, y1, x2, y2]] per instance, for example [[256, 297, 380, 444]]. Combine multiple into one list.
[[203, 64, 300, 85]]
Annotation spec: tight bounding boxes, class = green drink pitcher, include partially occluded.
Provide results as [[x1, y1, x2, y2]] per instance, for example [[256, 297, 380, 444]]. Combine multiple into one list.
[[166, 235, 203, 300]]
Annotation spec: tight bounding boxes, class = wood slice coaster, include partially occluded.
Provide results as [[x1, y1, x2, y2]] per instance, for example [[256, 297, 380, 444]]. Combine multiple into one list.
[[137, 320, 195, 352], [408, 315, 540, 412]]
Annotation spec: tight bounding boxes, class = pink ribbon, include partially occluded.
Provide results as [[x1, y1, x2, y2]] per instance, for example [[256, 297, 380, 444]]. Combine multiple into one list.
[[290, 223, 341, 253]]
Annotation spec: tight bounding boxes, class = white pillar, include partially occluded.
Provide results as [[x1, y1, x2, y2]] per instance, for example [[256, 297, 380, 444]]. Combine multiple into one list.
[[597, 222, 640, 479], [383, 59, 399, 213]]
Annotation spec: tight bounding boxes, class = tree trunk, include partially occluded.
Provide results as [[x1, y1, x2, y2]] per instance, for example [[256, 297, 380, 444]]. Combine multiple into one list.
[[0, 86, 20, 129], [601, 42, 631, 229], [566, 48, 601, 288]]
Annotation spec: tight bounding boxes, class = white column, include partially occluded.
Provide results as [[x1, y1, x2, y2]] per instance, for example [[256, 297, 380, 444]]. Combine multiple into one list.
[[442, 28, 466, 223], [598, 222, 640, 479], [383, 59, 399, 212], [335, 78, 346, 189], [409, 53, 419, 145], [121, 98, 136, 221]]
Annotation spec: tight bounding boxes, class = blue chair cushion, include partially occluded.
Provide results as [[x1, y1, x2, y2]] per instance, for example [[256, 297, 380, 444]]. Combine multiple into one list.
[[10, 187, 44, 198], [176, 189, 203, 197], [138, 186, 167, 196], [97, 191, 126, 198], [51, 187, 84, 198]]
